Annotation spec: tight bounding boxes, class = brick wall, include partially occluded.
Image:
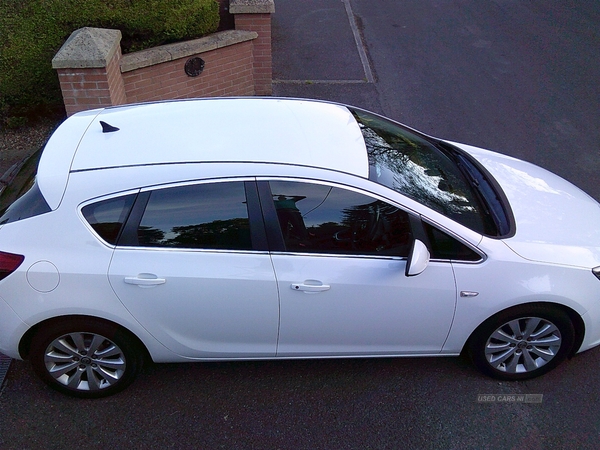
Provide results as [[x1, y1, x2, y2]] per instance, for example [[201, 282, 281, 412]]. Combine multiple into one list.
[[57, 47, 126, 111], [234, 14, 272, 96], [52, 1, 274, 116], [123, 39, 255, 104]]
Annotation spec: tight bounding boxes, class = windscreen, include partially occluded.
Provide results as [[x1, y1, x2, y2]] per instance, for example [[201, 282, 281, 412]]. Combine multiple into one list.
[[351, 108, 505, 236]]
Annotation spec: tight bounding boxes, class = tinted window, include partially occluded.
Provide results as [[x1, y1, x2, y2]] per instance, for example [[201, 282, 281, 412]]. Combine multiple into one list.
[[82, 194, 136, 245], [351, 108, 498, 235], [424, 222, 482, 261], [138, 182, 252, 250], [0, 149, 50, 225], [269, 181, 411, 256]]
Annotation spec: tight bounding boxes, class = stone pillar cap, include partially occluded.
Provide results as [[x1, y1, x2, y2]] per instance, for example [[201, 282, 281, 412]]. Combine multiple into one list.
[[229, 0, 275, 14], [52, 27, 122, 69]]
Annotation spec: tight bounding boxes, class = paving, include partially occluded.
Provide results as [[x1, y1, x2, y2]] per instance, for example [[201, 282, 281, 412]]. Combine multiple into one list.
[[272, 0, 382, 113]]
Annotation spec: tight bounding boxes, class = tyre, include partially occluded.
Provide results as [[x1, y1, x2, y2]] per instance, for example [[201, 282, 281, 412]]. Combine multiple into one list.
[[30, 318, 143, 398], [468, 305, 575, 381]]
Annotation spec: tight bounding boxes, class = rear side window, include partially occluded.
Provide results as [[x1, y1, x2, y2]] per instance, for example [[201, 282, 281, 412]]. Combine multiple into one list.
[[82, 194, 136, 245], [0, 149, 50, 225], [136, 182, 252, 250]]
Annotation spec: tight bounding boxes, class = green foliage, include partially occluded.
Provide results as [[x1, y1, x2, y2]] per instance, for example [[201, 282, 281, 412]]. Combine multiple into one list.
[[0, 0, 220, 121], [4, 116, 28, 129]]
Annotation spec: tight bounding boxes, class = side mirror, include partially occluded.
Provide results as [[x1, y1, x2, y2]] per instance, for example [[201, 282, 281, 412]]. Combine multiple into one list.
[[405, 239, 430, 277]]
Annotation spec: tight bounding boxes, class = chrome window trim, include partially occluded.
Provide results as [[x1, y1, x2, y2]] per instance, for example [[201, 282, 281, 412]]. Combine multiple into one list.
[[138, 176, 257, 193], [256, 175, 421, 217], [259, 176, 486, 263], [112, 246, 271, 256], [268, 250, 483, 265], [268, 250, 407, 261]]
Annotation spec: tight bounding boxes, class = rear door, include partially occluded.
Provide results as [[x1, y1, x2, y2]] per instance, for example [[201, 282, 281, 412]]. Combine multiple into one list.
[[108, 179, 280, 358]]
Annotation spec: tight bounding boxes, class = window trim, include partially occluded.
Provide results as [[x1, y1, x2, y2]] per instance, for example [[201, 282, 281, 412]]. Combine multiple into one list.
[[257, 176, 486, 263], [81, 176, 486, 262]]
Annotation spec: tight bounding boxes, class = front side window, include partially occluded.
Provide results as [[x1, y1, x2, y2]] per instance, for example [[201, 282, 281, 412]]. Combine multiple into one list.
[[137, 181, 252, 250], [423, 222, 482, 262], [268, 180, 412, 257], [351, 108, 503, 236]]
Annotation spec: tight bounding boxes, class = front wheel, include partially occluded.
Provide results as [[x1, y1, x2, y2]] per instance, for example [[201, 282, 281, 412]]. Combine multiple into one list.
[[468, 305, 576, 380], [30, 318, 143, 398]]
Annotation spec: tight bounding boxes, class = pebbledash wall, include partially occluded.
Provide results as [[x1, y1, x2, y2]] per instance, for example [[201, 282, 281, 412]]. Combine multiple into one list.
[[51, 0, 274, 116]]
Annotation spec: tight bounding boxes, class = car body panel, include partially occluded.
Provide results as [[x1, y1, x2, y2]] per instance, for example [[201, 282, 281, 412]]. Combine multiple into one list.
[[71, 99, 369, 177], [108, 248, 280, 358], [272, 254, 457, 355], [37, 109, 101, 210], [452, 142, 600, 268], [0, 206, 173, 360], [0, 295, 29, 358]]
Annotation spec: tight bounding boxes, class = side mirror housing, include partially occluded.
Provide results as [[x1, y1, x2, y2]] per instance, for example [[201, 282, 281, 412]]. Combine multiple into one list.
[[406, 239, 430, 276]]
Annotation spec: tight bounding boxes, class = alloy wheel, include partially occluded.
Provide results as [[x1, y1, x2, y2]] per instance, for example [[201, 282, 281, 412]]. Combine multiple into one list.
[[43, 331, 126, 391], [485, 317, 562, 374]]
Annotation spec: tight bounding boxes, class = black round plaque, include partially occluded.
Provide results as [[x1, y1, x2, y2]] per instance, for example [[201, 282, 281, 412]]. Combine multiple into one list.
[[184, 57, 205, 77]]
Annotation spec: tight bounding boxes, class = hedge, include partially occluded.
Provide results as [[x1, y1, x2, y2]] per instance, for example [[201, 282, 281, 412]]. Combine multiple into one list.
[[0, 0, 220, 124]]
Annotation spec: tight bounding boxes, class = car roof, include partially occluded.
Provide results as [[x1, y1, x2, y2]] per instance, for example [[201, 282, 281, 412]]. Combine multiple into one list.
[[38, 98, 369, 209]]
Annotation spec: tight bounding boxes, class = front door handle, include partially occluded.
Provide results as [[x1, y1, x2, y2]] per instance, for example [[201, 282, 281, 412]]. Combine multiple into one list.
[[124, 274, 166, 287], [291, 281, 330, 293]]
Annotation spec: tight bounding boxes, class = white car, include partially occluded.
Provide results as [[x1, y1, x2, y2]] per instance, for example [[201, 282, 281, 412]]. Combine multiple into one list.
[[1, 98, 600, 398]]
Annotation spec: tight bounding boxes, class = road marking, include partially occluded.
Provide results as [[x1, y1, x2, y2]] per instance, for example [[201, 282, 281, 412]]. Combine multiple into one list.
[[273, 80, 368, 85], [342, 0, 375, 83], [0, 353, 11, 392]]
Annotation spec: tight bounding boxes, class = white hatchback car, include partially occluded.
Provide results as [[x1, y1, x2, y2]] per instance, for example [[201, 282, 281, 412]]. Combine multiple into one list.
[[1, 98, 600, 398]]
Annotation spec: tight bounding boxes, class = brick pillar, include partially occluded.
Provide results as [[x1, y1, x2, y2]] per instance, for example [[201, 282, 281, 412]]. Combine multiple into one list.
[[52, 28, 127, 116], [230, 0, 274, 96]]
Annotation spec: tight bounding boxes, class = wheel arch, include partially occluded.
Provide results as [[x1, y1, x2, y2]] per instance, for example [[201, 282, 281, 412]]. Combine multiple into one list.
[[462, 301, 585, 358], [18, 314, 152, 363]]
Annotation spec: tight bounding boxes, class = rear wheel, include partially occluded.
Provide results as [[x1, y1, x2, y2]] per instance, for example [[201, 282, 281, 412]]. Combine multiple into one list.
[[468, 305, 575, 380], [30, 318, 143, 398]]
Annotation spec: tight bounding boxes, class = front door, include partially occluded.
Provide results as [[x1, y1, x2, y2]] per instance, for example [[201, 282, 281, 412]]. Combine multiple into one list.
[[263, 180, 457, 355]]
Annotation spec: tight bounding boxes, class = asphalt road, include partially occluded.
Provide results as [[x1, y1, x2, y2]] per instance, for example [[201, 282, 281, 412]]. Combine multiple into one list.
[[2, 350, 600, 449], [274, 0, 600, 201], [2, 1, 600, 448]]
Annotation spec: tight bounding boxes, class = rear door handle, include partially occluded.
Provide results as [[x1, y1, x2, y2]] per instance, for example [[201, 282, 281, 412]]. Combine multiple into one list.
[[124, 274, 166, 287], [291, 281, 330, 293]]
